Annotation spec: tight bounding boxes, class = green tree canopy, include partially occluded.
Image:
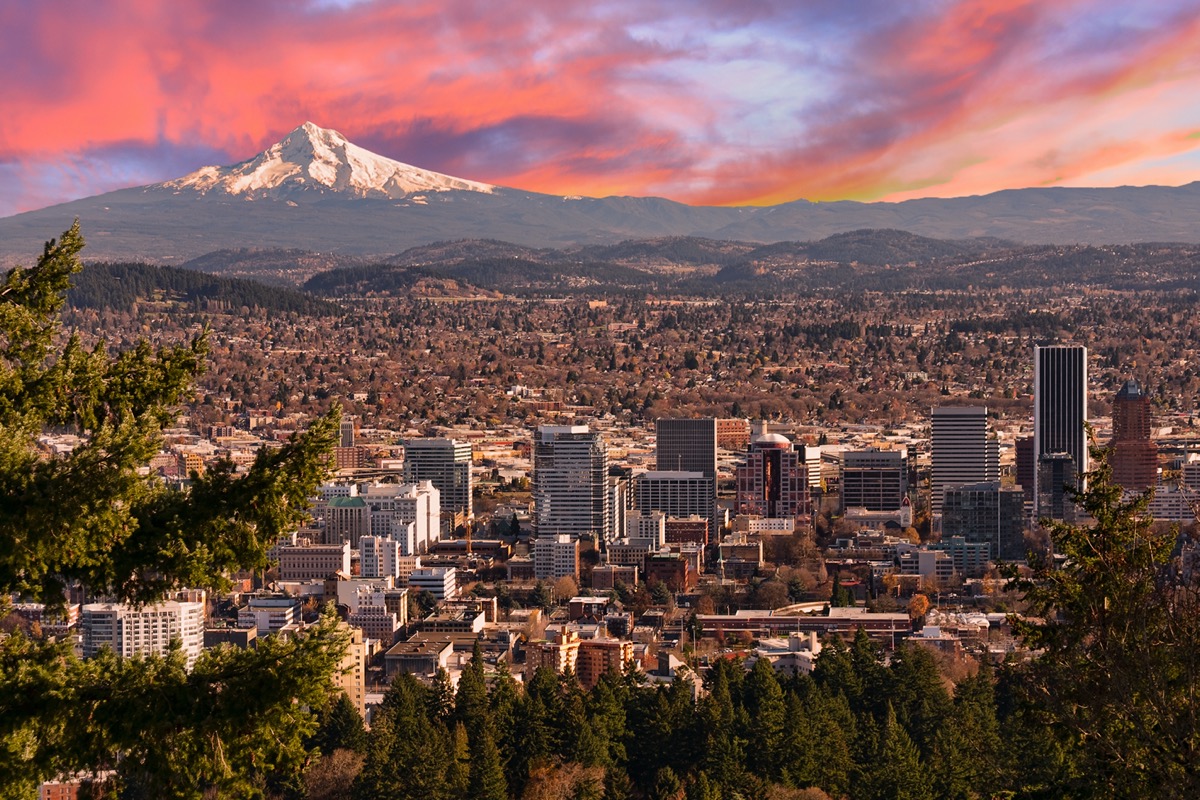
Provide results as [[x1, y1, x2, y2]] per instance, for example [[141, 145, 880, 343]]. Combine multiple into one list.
[[0, 225, 346, 798], [1008, 453, 1200, 797]]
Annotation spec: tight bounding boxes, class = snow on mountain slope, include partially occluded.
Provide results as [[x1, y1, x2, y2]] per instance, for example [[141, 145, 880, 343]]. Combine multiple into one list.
[[162, 122, 495, 199]]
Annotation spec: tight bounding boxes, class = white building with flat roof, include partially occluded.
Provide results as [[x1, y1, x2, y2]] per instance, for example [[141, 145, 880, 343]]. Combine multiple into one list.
[[533, 534, 581, 580], [408, 567, 459, 601], [82, 599, 205, 668], [363, 481, 441, 555]]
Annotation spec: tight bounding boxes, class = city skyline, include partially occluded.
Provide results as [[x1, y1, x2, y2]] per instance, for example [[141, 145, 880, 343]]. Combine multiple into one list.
[[4, 2, 1200, 217]]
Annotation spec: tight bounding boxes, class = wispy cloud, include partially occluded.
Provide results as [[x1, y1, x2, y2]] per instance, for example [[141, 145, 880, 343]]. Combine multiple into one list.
[[1, 0, 1199, 216]]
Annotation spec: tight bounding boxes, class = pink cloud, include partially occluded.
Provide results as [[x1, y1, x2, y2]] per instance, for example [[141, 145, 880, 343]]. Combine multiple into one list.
[[1, 0, 1200, 215]]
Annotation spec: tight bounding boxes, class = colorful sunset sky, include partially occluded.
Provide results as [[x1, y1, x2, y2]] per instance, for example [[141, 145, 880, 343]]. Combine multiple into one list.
[[3, 0, 1200, 217]]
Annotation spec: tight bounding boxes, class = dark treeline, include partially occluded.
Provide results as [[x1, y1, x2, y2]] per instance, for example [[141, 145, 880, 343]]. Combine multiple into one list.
[[67, 262, 342, 316], [318, 638, 1063, 800]]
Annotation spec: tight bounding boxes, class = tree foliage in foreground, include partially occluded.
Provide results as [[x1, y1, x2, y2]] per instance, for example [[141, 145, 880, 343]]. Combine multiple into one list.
[[0, 225, 346, 799], [1008, 452, 1200, 797]]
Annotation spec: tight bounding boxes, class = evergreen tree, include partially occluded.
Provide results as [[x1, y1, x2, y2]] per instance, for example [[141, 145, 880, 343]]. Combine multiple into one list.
[[649, 766, 684, 800], [742, 657, 786, 781], [455, 643, 490, 729], [355, 674, 453, 800], [588, 670, 630, 769], [0, 226, 345, 796], [562, 691, 609, 768], [685, 771, 721, 800], [488, 659, 522, 789], [865, 705, 934, 800], [696, 664, 748, 793], [428, 667, 456, 723], [777, 693, 817, 788], [531, 580, 554, 610], [810, 636, 863, 713], [886, 644, 952, 758], [510, 667, 559, 794], [310, 692, 367, 756], [849, 626, 891, 719], [931, 664, 1003, 798], [804, 692, 854, 799], [1009, 454, 1200, 797]]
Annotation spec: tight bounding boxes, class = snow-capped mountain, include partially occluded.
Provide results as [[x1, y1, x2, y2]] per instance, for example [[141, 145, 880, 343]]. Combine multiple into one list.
[[3, 121, 1200, 266], [161, 122, 495, 199]]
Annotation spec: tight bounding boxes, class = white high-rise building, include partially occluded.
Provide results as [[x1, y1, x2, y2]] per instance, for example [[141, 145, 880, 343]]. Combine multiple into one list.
[[533, 426, 610, 540], [931, 406, 999, 516], [533, 534, 581, 580], [408, 566, 459, 600], [1034, 345, 1089, 518], [360, 535, 403, 579], [81, 599, 205, 668], [363, 481, 441, 555]]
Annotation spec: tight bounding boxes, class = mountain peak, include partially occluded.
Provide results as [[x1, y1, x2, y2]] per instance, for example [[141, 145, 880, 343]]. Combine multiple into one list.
[[161, 122, 495, 199]]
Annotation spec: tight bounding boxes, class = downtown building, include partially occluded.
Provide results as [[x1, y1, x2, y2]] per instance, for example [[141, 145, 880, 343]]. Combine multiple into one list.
[[841, 448, 908, 513], [656, 418, 717, 475], [634, 471, 715, 546], [941, 482, 1028, 562], [735, 433, 810, 521], [402, 438, 473, 530], [1034, 344, 1089, 519], [655, 417, 720, 536], [930, 406, 999, 517], [81, 598, 206, 668], [1108, 379, 1158, 492], [533, 425, 611, 541], [362, 481, 441, 555]]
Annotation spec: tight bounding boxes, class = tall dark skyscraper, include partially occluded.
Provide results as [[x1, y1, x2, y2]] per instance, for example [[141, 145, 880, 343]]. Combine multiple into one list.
[[655, 418, 718, 477], [655, 418, 719, 533], [1109, 379, 1157, 492], [1034, 344, 1088, 518]]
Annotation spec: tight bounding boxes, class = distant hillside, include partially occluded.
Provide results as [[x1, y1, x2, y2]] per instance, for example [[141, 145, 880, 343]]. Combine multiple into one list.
[[703, 241, 1200, 293], [302, 230, 1200, 297], [305, 256, 658, 296], [69, 262, 342, 315], [742, 229, 1010, 266], [389, 239, 554, 267], [181, 248, 375, 286], [567, 237, 757, 268]]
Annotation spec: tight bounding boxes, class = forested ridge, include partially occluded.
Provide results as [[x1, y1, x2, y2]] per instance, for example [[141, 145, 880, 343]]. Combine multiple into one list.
[[67, 261, 341, 315], [295, 232, 1200, 297]]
